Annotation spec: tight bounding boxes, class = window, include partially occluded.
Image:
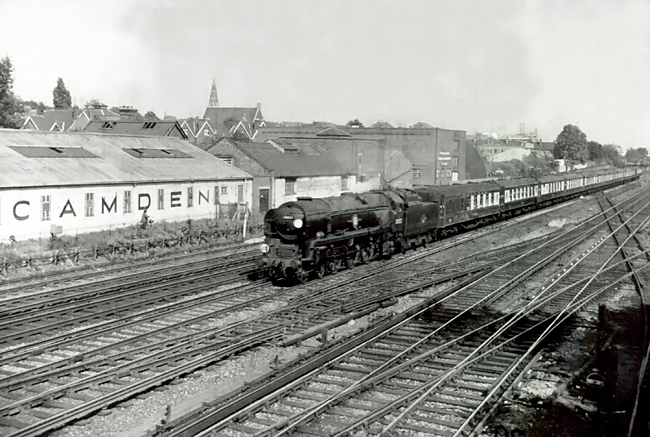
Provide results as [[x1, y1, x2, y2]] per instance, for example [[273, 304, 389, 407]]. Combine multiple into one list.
[[452, 157, 458, 167], [188, 187, 193, 207], [341, 176, 348, 191], [412, 168, 421, 179], [124, 190, 132, 214], [453, 140, 459, 150], [221, 186, 228, 195], [85, 193, 94, 217], [446, 169, 452, 177], [41, 195, 51, 221], [238, 185, 244, 203], [219, 156, 233, 165], [436, 169, 441, 179], [158, 189, 164, 210], [214, 186, 219, 204], [285, 180, 296, 195]]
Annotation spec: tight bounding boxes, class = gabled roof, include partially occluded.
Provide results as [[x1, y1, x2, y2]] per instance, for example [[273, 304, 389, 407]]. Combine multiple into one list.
[[179, 119, 218, 139], [0, 129, 251, 188], [81, 120, 188, 139], [202, 105, 264, 138], [22, 110, 75, 132]]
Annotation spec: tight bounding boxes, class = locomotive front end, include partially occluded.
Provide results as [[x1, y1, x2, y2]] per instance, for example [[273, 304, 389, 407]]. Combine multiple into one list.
[[259, 202, 309, 282]]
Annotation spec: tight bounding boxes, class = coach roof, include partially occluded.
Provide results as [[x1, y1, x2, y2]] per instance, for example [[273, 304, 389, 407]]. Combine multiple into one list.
[[0, 129, 251, 188]]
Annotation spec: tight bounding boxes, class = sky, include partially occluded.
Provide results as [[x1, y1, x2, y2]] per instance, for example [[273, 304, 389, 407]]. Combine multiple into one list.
[[1, 0, 649, 150]]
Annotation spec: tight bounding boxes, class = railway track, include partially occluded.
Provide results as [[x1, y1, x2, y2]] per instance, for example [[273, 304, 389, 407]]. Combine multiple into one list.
[[0, 197, 583, 437], [0, 240, 259, 293], [156, 186, 650, 437]]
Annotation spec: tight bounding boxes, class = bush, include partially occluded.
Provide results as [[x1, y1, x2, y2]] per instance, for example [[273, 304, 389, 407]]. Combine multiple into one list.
[[0, 216, 264, 277]]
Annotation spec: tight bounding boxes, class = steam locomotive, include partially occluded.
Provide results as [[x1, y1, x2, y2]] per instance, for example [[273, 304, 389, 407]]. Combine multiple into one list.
[[258, 167, 641, 283]]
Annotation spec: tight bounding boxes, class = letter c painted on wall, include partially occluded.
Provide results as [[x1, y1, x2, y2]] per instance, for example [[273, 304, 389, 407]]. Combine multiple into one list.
[[13, 200, 30, 221]]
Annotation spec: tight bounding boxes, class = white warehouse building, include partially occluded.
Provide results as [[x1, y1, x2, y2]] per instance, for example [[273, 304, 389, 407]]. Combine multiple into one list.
[[0, 130, 253, 242]]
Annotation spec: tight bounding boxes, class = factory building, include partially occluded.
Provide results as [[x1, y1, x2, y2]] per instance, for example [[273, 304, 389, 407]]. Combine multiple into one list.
[[0, 130, 253, 242]]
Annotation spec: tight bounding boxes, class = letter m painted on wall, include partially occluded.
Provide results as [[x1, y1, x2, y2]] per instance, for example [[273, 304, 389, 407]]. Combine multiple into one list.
[[102, 196, 117, 213]]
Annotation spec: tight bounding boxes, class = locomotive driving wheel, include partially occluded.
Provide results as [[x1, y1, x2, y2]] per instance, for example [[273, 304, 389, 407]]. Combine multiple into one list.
[[313, 262, 326, 279], [294, 269, 308, 284]]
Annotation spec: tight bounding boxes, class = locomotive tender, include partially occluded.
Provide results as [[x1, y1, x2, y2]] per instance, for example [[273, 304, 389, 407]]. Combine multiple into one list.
[[258, 167, 642, 283]]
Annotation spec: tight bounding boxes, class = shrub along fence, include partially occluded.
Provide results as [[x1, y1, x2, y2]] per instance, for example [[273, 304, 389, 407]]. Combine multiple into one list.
[[0, 217, 264, 276]]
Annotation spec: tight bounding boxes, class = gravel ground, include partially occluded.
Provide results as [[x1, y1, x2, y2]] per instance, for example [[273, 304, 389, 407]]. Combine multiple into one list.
[[44, 190, 644, 437]]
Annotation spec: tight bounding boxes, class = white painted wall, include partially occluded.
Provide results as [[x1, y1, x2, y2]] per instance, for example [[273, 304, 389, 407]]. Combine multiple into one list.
[[0, 179, 252, 242], [272, 175, 355, 206]]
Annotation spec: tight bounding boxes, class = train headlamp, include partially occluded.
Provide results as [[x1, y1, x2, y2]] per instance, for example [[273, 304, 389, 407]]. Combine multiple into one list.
[[260, 243, 270, 253], [293, 218, 303, 229]]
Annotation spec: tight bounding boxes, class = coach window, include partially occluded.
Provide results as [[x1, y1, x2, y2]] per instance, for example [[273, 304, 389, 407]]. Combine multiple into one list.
[[124, 190, 132, 214], [41, 195, 51, 221], [85, 193, 94, 217], [158, 189, 164, 210]]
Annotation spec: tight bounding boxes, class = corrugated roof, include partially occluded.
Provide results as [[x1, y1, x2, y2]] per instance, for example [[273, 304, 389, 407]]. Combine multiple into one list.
[[0, 130, 251, 188]]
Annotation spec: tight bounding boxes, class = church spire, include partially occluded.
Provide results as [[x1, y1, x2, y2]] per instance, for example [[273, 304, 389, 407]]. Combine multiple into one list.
[[208, 79, 219, 108]]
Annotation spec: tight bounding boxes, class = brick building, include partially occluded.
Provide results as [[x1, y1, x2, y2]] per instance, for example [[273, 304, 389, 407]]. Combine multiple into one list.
[[255, 124, 468, 187], [202, 138, 352, 217]]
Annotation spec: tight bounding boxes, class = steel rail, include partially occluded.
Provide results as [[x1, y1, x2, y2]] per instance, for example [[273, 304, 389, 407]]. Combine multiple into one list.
[[0, 249, 257, 315], [380, 194, 650, 434], [162, 190, 644, 436]]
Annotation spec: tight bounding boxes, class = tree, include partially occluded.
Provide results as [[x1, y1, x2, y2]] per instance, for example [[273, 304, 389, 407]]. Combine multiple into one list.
[[625, 148, 643, 164], [0, 56, 23, 128], [144, 110, 160, 120], [52, 77, 71, 109], [346, 118, 364, 128], [231, 129, 250, 142], [587, 141, 604, 162], [602, 144, 624, 167], [553, 124, 588, 164], [223, 116, 238, 131]]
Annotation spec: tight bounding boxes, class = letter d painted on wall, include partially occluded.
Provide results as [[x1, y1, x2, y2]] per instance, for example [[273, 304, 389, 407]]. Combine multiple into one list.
[[138, 193, 151, 211]]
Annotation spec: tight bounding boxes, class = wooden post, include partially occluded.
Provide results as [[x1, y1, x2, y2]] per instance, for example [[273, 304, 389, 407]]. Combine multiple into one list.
[[243, 202, 249, 239]]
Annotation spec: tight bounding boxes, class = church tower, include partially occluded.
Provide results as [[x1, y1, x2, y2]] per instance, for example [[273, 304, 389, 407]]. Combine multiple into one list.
[[208, 79, 219, 108]]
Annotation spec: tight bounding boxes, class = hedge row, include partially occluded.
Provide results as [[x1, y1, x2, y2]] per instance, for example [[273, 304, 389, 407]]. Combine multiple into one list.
[[0, 218, 264, 276]]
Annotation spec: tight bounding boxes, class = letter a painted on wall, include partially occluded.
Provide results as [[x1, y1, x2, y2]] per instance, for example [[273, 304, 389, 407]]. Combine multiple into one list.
[[59, 200, 77, 218]]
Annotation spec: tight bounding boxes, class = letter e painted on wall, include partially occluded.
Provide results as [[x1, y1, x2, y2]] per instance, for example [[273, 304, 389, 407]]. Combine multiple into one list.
[[170, 191, 182, 208], [138, 193, 151, 210], [13, 200, 29, 221]]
